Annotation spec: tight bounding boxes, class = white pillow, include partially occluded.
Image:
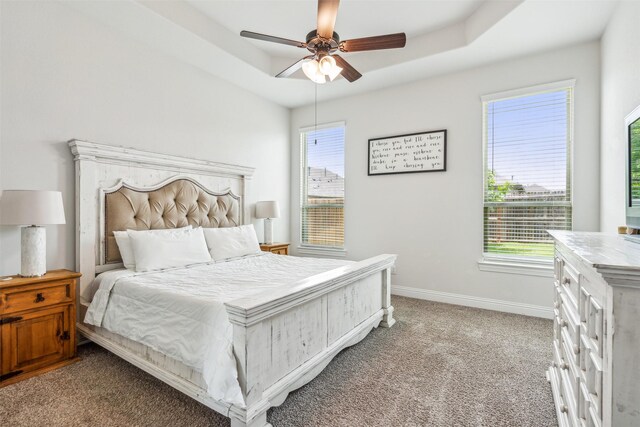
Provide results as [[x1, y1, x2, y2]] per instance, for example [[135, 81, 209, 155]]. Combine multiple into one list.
[[203, 225, 261, 261], [128, 227, 211, 272], [114, 225, 192, 270]]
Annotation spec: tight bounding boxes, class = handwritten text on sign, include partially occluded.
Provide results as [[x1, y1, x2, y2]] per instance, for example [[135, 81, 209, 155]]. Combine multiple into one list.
[[368, 130, 446, 175]]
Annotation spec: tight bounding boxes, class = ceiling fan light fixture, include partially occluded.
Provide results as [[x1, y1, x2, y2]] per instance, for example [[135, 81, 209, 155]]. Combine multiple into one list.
[[327, 64, 343, 81], [241, 0, 407, 84], [318, 54, 336, 74], [302, 59, 326, 84]]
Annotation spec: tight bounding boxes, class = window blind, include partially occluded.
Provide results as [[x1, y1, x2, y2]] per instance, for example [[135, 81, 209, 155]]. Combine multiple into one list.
[[483, 85, 573, 258], [630, 117, 640, 206], [300, 123, 345, 248]]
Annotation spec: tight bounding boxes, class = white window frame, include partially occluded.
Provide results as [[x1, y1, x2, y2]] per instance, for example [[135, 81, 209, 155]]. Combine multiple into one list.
[[298, 121, 347, 258], [477, 79, 575, 277]]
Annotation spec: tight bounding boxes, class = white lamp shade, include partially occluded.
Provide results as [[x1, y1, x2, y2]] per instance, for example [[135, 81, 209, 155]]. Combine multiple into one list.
[[255, 201, 280, 219], [0, 190, 66, 225]]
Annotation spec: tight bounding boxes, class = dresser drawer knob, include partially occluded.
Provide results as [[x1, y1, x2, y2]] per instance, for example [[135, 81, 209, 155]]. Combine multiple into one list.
[[561, 320, 568, 328], [563, 277, 571, 285], [573, 345, 580, 355], [560, 362, 569, 370], [561, 404, 568, 413], [554, 302, 560, 309], [35, 293, 45, 303]]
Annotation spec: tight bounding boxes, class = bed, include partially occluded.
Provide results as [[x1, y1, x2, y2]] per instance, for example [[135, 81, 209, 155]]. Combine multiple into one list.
[[70, 140, 396, 427]]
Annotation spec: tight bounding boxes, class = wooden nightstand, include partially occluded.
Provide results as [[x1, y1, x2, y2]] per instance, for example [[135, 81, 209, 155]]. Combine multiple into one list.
[[0, 269, 81, 387], [260, 243, 290, 255]]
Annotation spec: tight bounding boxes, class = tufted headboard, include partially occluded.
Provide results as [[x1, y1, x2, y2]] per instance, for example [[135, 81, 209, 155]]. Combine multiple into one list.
[[70, 140, 255, 301], [104, 178, 240, 264]]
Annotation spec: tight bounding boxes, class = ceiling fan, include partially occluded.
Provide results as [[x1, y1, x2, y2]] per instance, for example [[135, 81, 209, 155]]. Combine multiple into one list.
[[240, 0, 406, 84]]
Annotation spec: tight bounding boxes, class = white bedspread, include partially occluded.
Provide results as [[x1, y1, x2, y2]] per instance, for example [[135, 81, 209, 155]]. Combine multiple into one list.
[[84, 253, 352, 408]]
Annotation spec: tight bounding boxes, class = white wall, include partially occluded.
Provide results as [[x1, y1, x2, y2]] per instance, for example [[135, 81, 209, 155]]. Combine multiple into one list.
[[291, 42, 601, 312], [0, 1, 290, 275], [600, 1, 640, 232]]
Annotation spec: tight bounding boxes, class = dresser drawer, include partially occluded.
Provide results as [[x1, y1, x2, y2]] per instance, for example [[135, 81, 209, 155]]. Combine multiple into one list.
[[554, 310, 562, 342], [587, 405, 602, 427], [579, 333, 591, 375], [578, 382, 591, 423], [561, 261, 580, 308], [560, 367, 579, 426], [586, 296, 604, 358], [0, 280, 73, 315], [560, 296, 580, 348], [561, 327, 580, 370], [554, 283, 563, 308], [553, 340, 563, 370], [585, 349, 603, 419], [554, 256, 563, 281], [560, 334, 580, 395], [548, 365, 571, 427]]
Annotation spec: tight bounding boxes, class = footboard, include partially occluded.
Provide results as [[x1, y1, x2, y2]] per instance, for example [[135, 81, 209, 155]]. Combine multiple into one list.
[[224, 254, 396, 427]]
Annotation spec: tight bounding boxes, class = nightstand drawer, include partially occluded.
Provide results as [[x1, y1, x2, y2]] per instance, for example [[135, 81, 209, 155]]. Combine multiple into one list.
[[260, 243, 290, 255], [0, 280, 73, 315]]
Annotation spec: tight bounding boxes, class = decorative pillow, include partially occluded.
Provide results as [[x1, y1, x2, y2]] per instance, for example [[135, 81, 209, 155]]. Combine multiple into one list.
[[203, 224, 261, 261], [128, 227, 211, 272], [114, 225, 192, 270]]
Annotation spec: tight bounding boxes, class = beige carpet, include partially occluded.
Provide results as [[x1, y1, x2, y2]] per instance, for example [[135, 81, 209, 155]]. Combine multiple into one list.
[[0, 296, 556, 427]]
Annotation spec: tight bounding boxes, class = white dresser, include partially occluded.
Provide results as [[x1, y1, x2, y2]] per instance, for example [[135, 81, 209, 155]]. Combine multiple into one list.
[[548, 231, 640, 427]]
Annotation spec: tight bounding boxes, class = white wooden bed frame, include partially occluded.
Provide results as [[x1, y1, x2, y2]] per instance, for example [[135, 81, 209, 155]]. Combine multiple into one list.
[[69, 140, 396, 427]]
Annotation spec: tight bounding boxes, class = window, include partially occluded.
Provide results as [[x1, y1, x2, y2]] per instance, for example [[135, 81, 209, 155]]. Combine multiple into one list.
[[300, 122, 345, 250], [482, 81, 573, 260]]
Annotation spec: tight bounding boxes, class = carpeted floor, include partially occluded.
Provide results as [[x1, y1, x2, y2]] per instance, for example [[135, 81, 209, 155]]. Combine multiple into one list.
[[0, 296, 556, 427]]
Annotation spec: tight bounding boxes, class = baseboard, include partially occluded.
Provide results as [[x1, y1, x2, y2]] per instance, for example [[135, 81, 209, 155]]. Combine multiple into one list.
[[391, 285, 553, 319], [77, 336, 92, 346]]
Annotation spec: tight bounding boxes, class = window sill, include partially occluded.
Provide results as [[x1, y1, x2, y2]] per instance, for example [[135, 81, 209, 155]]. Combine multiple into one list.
[[478, 255, 553, 277], [297, 245, 348, 258]]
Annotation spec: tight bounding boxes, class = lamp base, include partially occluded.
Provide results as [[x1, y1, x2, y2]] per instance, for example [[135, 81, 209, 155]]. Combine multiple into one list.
[[263, 218, 274, 245], [21, 226, 46, 277]]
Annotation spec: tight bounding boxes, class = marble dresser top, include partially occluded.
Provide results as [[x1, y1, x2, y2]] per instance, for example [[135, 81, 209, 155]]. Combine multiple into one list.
[[548, 231, 640, 272]]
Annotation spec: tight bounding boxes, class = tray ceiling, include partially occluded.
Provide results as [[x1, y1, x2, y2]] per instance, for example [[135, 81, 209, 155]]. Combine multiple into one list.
[[67, 0, 617, 108]]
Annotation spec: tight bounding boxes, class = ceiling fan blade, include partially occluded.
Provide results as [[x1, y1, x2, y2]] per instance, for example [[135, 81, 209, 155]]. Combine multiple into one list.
[[317, 0, 340, 39], [333, 55, 362, 82], [240, 30, 306, 48], [276, 56, 313, 78], [340, 33, 406, 52]]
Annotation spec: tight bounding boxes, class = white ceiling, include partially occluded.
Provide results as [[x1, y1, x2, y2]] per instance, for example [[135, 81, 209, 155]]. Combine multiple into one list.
[[188, 0, 483, 57], [67, 0, 618, 108]]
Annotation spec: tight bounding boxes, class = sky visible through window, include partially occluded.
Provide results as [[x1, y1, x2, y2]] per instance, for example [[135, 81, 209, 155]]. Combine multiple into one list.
[[306, 126, 345, 178], [487, 90, 568, 192]]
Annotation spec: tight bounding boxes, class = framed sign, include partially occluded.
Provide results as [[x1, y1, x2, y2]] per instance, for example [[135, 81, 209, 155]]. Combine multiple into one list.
[[368, 129, 447, 176]]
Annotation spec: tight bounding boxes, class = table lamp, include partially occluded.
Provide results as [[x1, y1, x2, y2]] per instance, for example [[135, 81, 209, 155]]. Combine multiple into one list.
[[0, 190, 66, 277], [255, 201, 280, 245]]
